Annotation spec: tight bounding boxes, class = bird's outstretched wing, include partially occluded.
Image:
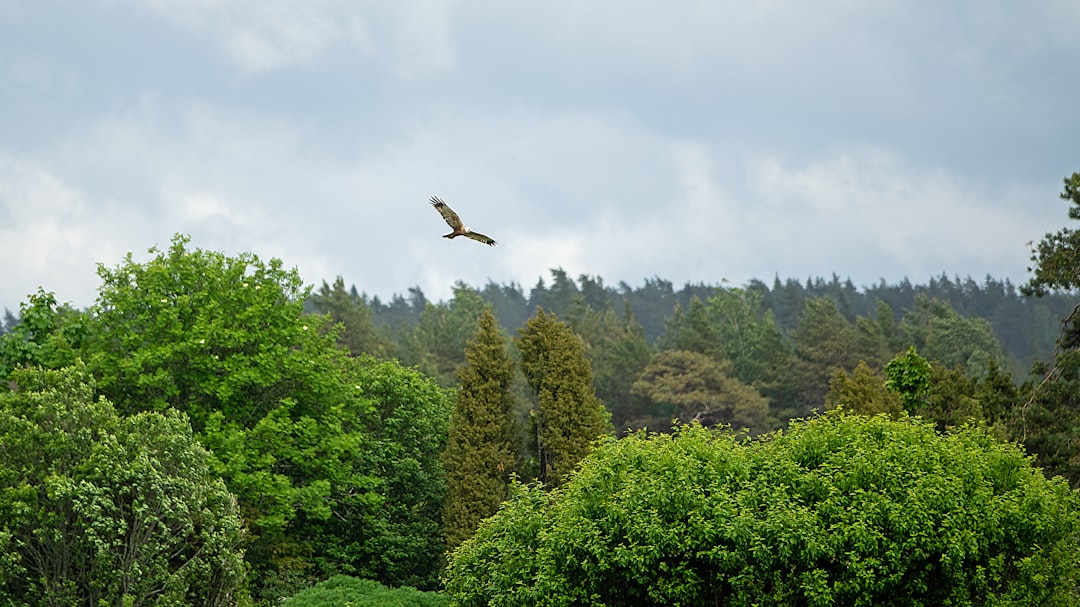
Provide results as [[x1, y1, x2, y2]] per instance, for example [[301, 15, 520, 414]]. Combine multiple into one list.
[[430, 196, 463, 230], [464, 231, 497, 246]]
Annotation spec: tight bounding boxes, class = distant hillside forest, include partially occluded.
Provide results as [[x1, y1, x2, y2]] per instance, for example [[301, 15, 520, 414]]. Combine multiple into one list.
[[325, 270, 1077, 376], [289, 269, 1077, 436]]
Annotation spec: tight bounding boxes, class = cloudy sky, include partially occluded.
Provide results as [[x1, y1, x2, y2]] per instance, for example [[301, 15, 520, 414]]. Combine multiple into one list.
[[2, 1, 1078, 313]]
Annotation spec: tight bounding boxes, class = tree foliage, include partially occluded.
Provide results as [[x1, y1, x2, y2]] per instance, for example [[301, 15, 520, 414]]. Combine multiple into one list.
[[1023, 171, 1080, 296], [0, 364, 246, 607], [884, 346, 932, 414], [3, 236, 452, 600], [825, 360, 903, 418], [1015, 171, 1080, 487], [281, 575, 448, 607], [444, 416, 1080, 607], [517, 309, 608, 487], [631, 350, 771, 434], [311, 276, 395, 359], [0, 288, 86, 375], [442, 309, 518, 551]]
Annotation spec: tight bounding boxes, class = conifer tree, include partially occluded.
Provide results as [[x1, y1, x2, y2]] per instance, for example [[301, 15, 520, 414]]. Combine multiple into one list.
[[442, 309, 517, 551], [517, 308, 608, 488]]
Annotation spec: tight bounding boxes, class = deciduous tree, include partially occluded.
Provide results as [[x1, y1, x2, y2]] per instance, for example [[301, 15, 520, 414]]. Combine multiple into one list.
[[445, 416, 1080, 607], [0, 364, 246, 607]]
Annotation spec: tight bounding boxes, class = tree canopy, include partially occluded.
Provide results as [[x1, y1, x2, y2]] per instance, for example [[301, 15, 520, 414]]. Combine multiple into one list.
[[444, 415, 1080, 607], [0, 364, 246, 607]]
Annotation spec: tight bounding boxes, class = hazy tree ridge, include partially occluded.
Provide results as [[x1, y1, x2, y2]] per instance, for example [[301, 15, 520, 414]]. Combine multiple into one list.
[[347, 270, 1075, 376]]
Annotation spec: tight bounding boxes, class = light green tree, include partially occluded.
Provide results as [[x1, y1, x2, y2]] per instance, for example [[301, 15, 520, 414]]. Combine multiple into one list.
[[49, 235, 450, 599], [445, 415, 1080, 607], [0, 364, 246, 607], [884, 346, 932, 414]]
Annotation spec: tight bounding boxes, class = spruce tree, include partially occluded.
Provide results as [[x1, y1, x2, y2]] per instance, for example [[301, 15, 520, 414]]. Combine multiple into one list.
[[517, 308, 608, 488], [442, 309, 517, 551]]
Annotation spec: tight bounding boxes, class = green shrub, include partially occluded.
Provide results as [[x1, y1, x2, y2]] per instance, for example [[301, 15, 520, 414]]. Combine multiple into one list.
[[283, 575, 448, 607], [444, 414, 1080, 606]]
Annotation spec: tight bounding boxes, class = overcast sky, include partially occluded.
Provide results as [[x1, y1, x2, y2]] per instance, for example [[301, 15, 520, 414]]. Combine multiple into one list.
[[2, 1, 1078, 313]]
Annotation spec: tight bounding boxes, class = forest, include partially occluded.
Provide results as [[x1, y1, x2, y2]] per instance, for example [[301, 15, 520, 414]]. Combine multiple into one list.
[[1, 172, 1080, 606]]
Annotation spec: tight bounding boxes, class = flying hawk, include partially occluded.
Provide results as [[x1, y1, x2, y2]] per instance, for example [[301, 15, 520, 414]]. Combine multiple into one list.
[[430, 196, 497, 246]]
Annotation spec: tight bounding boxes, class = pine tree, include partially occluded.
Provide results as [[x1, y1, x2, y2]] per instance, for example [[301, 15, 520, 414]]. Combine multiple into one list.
[[442, 309, 517, 551], [517, 308, 608, 488]]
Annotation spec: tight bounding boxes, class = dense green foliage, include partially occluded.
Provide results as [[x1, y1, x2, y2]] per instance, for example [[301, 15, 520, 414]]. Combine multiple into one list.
[[0, 364, 246, 607], [517, 309, 609, 487], [0, 236, 452, 603], [444, 416, 1080, 607], [281, 576, 448, 607], [884, 346, 932, 414], [442, 309, 518, 551]]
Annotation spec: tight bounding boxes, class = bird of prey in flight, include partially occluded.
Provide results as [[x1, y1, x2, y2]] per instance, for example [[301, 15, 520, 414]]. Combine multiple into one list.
[[429, 196, 497, 246]]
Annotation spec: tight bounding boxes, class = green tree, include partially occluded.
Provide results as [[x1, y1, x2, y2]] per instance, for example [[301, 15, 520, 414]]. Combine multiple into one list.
[[884, 346, 932, 414], [0, 288, 87, 375], [0, 364, 246, 607], [400, 283, 489, 387], [1016, 171, 1080, 486], [565, 299, 654, 434], [442, 309, 518, 551], [899, 295, 1003, 375], [58, 235, 450, 599], [825, 360, 903, 417], [86, 234, 340, 431], [311, 276, 395, 359], [444, 416, 1080, 607], [1023, 171, 1080, 296], [631, 350, 772, 434], [516, 309, 608, 487], [790, 297, 863, 414]]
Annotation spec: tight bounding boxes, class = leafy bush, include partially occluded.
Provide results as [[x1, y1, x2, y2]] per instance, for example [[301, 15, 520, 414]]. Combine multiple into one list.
[[0, 364, 246, 607], [283, 575, 448, 607], [444, 414, 1080, 606]]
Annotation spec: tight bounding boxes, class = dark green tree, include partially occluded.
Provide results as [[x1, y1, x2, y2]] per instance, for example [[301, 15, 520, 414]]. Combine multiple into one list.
[[0, 364, 246, 607], [565, 299, 654, 433], [310, 276, 394, 359], [1023, 171, 1080, 296], [516, 309, 608, 487], [442, 309, 518, 551], [400, 283, 488, 387], [631, 350, 772, 434], [1015, 171, 1080, 486], [825, 360, 903, 418], [445, 416, 1080, 607], [789, 297, 863, 414]]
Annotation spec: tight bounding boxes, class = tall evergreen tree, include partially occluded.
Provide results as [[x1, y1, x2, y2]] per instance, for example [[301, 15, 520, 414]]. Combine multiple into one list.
[[517, 309, 608, 488], [441, 309, 517, 551]]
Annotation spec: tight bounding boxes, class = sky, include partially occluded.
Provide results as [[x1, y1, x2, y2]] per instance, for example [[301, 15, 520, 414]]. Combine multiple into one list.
[[2, 1, 1079, 314]]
